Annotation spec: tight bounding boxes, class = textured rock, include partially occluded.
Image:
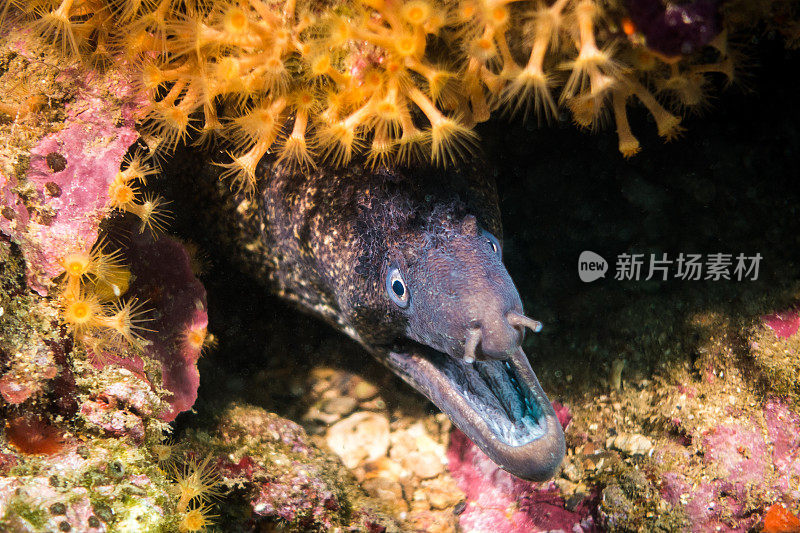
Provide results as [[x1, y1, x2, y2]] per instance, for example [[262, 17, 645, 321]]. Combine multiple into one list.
[[207, 404, 400, 532], [606, 433, 654, 457], [326, 412, 391, 469]]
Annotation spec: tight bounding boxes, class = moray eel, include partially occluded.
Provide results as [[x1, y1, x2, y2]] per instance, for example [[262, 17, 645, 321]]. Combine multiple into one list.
[[179, 154, 565, 481]]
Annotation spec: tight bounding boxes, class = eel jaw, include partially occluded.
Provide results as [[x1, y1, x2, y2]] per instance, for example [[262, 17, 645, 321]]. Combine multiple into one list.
[[383, 344, 565, 481]]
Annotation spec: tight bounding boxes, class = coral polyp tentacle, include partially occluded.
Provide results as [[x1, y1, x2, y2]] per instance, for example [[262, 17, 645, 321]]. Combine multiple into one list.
[[7, 0, 737, 170]]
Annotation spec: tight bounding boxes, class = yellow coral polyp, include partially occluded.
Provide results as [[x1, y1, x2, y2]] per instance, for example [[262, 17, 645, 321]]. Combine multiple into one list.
[[93, 298, 151, 350], [7, 0, 739, 171], [108, 179, 137, 208], [173, 455, 221, 511], [184, 326, 207, 352], [126, 193, 173, 235], [401, 1, 432, 26], [222, 7, 248, 35], [179, 505, 216, 532], [488, 5, 510, 28], [458, 1, 479, 23], [395, 34, 422, 57], [63, 293, 102, 335], [62, 251, 92, 279]]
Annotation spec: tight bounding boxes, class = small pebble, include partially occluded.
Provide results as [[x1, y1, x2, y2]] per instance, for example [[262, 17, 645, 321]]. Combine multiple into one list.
[[326, 412, 390, 469], [362, 478, 407, 514], [606, 433, 654, 456], [424, 477, 464, 510], [321, 396, 358, 417], [354, 381, 379, 401], [561, 461, 582, 482], [453, 500, 467, 515], [405, 451, 444, 479]]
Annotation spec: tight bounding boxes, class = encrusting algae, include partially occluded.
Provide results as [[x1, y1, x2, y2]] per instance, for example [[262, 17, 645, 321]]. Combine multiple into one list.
[[1, 0, 750, 194]]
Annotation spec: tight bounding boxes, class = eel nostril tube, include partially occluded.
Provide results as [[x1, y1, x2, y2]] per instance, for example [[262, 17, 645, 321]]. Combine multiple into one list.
[[464, 327, 481, 364], [507, 311, 543, 333]]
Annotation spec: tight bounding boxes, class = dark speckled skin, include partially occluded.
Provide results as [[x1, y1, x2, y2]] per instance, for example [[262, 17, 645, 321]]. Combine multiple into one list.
[[197, 154, 564, 481], [228, 159, 503, 348]]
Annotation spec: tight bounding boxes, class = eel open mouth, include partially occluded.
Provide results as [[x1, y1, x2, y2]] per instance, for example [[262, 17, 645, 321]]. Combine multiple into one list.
[[383, 343, 565, 481]]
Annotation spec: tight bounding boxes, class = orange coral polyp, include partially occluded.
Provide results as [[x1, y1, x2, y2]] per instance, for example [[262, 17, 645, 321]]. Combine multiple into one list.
[[179, 506, 216, 532], [223, 7, 249, 35], [395, 34, 422, 57], [458, 1, 478, 22], [292, 90, 315, 112], [401, 1, 432, 25], [173, 455, 222, 511], [489, 5, 510, 28], [63, 293, 102, 335], [129, 194, 173, 235], [16, 0, 728, 165], [94, 298, 151, 349], [471, 36, 496, 60], [109, 179, 138, 208], [185, 326, 208, 352], [62, 252, 92, 278]]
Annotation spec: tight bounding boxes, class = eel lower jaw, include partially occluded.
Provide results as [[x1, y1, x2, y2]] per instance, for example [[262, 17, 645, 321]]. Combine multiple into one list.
[[382, 343, 565, 481]]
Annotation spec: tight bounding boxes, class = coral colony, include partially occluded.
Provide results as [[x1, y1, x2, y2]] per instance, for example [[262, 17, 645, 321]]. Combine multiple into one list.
[[4, 0, 739, 191], [1, 0, 800, 532]]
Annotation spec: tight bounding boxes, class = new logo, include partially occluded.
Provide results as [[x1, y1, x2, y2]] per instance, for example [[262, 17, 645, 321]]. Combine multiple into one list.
[[579, 251, 608, 282]]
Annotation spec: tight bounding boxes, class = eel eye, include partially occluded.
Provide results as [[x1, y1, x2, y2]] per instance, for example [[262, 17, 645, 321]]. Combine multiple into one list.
[[482, 230, 502, 258], [386, 267, 410, 308]]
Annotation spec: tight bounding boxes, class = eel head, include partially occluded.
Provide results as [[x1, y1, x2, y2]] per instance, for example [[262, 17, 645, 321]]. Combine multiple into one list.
[[377, 215, 565, 481]]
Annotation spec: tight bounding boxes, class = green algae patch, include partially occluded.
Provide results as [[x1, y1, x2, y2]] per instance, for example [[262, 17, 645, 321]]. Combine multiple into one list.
[[1, 498, 49, 531]]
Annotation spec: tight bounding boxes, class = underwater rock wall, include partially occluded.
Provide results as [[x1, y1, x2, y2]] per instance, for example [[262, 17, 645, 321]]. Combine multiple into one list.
[[0, 24, 402, 531]]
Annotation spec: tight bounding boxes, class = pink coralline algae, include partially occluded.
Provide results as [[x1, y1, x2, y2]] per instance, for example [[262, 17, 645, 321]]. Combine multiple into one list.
[[763, 310, 800, 339], [0, 341, 60, 405], [659, 398, 800, 532], [446, 411, 597, 533], [763, 399, 800, 500], [553, 400, 573, 430], [702, 424, 770, 485], [0, 65, 141, 295], [91, 230, 208, 422], [252, 469, 341, 524], [81, 399, 147, 441], [79, 367, 160, 442]]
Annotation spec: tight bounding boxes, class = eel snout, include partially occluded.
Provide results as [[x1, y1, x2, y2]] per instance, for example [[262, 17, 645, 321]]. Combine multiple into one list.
[[464, 310, 544, 363], [386, 229, 565, 481]]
